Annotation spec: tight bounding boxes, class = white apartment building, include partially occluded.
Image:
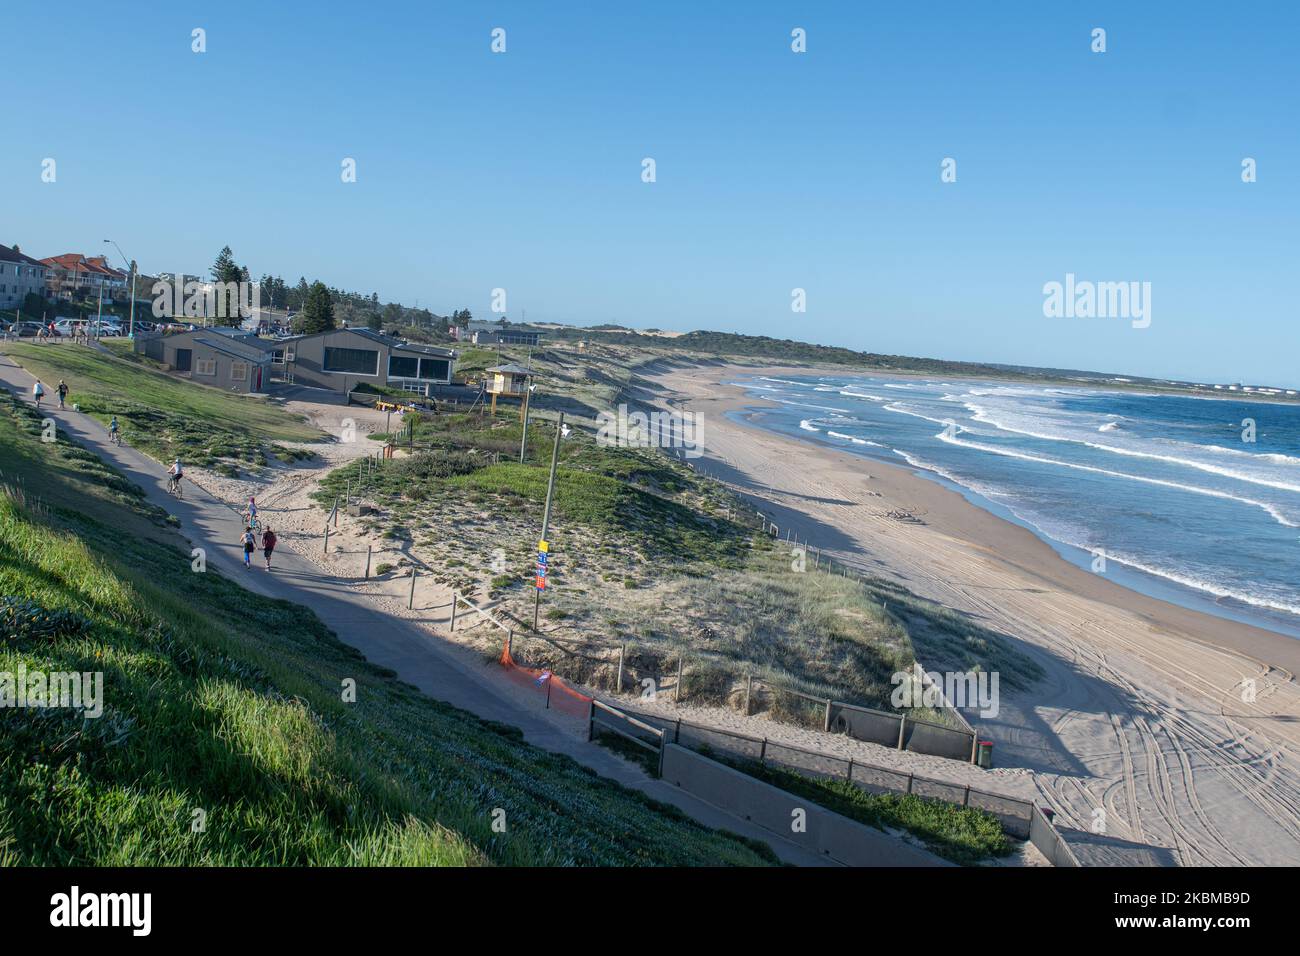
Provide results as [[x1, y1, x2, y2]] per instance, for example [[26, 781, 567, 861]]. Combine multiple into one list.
[[0, 244, 50, 310]]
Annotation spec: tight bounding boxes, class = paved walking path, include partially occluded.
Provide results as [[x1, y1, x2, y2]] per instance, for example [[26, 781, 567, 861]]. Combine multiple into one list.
[[0, 347, 942, 867]]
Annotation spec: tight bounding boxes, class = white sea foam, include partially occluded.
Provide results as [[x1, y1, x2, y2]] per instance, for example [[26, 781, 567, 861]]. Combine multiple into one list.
[[839, 389, 887, 402], [964, 402, 1300, 495], [774, 399, 852, 414], [935, 430, 1300, 528]]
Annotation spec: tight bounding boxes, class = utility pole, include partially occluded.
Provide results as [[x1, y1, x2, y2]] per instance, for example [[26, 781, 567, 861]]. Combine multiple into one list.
[[534, 412, 565, 630], [519, 381, 533, 463]]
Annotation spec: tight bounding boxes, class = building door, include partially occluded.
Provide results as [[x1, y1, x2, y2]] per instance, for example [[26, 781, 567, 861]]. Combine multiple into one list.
[[255, 367, 263, 391], [174, 348, 192, 372]]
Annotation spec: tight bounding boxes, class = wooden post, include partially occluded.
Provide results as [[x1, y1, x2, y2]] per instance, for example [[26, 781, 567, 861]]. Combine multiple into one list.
[[408, 568, 417, 609], [759, 738, 767, 764], [506, 630, 513, 659], [323, 525, 330, 553], [545, 674, 553, 709], [846, 758, 854, 782], [675, 657, 684, 703], [744, 674, 753, 716], [586, 699, 595, 741], [824, 697, 832, 732], [897, 713, 907, 750], [616, 643, 625, 694], [970, 732, 979, 764], [449, 591, 458, 631]]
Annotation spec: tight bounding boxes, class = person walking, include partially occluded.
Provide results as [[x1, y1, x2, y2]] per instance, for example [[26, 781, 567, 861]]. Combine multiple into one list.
[[32, 379, 44, 408], [56, 380, 68, 410], [261, 527, 277, 570], [240, 526, 256, 569]]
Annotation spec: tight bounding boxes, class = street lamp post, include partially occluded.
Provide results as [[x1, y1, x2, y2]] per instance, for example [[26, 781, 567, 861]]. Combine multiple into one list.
[[534, 412, 567, 631], [104, 239, 136, 338]]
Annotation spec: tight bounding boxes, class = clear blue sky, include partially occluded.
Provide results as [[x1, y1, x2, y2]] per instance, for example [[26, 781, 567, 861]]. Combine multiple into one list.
[[6, 1, 1297, 385]]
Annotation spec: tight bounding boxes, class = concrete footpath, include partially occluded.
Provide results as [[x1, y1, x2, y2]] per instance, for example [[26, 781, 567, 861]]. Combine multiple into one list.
[[0, 348, 939, 867]]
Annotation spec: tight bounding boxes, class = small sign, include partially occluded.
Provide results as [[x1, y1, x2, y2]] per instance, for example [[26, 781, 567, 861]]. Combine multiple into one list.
[[535, 575, 546, 590], [537, 539, 549, 553], [537, 551, 548, 567]]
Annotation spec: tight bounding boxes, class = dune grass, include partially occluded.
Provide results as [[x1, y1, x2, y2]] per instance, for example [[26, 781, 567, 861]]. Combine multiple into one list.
[[0, 394, 775, 866], [2, 341, 320, 468]]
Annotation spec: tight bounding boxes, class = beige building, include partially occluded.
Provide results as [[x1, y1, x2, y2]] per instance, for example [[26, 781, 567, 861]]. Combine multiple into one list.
[[0, 244, 50, 311]]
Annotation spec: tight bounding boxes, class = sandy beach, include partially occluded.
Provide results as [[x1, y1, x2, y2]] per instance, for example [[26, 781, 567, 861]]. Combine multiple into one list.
[[641, 360, 1300, 866]]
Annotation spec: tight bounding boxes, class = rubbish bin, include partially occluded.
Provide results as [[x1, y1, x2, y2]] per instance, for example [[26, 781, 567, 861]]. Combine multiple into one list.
[[977, 740, 994, 769]]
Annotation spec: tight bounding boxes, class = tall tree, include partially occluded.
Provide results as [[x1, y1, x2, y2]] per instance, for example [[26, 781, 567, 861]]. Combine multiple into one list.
[[295, 281, 336, 334], [210, 246, 243, 325]]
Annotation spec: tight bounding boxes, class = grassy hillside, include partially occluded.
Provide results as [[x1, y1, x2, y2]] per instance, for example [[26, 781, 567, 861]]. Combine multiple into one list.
[[3, 342, 320, 471], [0, 392, 775, 866]]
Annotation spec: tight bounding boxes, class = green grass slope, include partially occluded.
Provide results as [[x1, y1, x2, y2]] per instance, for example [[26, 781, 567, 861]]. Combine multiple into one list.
[[0, 392, 774, 866], [3, 342, 320, 469]]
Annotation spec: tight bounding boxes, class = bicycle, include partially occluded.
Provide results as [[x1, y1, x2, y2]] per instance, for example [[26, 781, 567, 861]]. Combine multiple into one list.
[[110, 430, 122, 447], [167, 474, 184, 499]]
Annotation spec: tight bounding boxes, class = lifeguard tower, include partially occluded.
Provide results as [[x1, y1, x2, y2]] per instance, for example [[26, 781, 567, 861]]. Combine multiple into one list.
[[484, 363, 534, 419]]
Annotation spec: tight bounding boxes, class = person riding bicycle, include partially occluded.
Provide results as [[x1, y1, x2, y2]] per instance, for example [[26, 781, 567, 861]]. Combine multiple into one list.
[[109, 416, 120, 443], [168, 458, 184, 493]]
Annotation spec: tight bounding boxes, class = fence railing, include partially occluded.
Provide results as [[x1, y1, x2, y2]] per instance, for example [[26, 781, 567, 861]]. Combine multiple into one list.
[[745, 674, 979, 764], [587, 700, 666, 775], [609, 704, 1076, 864]]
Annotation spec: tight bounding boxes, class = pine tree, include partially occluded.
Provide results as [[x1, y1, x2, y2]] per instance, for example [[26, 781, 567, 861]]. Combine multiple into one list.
[[295, 281, 336, 334]]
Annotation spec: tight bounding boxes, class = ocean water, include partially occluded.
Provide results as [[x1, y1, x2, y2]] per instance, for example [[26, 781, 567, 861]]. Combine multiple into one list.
[[734, 374, 1300, 638]]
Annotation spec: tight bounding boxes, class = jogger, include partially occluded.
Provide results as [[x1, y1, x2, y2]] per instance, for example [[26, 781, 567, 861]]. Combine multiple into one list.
[[241, 526, 256, 569], [261, 527, 277, 570]]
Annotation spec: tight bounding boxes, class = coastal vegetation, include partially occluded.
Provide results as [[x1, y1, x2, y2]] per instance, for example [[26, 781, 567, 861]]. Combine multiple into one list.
[[0, 391, 776, 866]]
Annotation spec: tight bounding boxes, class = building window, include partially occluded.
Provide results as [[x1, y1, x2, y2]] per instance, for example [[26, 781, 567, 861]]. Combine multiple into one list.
[[419, 358, 449, 380], [389, 355, 449, 380], [323, 347, 378, 375], [387, 355, 418, 378], [195, 358, 217, 376], [230, 362, 248, 382]]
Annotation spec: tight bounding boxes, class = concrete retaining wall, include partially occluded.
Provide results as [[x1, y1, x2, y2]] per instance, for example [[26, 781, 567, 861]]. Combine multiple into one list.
[[659, 744, 945, 866]]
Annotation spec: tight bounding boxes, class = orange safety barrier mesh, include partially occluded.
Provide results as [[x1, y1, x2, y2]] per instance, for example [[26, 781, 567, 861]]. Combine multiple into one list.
[[499, 637, 593, 718]]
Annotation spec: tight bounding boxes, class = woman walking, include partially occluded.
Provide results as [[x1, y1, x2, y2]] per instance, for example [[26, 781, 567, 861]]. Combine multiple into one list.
[[261, 527, 277, 570], [240, 526, 256, 569]]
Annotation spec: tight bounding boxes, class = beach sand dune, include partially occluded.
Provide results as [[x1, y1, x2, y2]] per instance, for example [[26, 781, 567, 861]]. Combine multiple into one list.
[[644, 361, 1300, 866]]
